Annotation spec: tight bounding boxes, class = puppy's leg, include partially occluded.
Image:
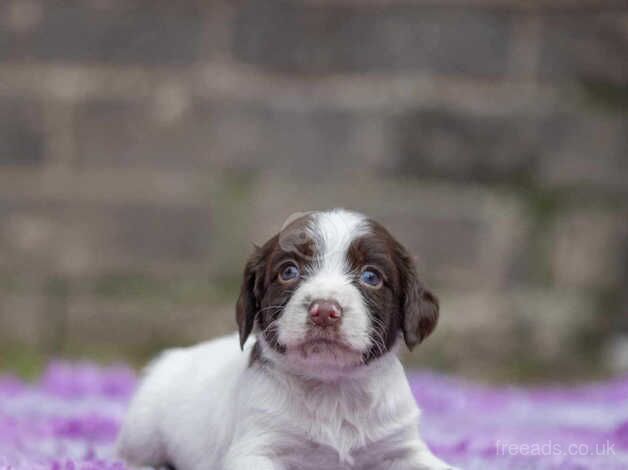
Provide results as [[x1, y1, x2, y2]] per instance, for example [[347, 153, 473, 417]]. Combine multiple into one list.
[[116, 354, 174, 467], [386, 440, 458, 470], [116, 398, 165, 468], [221, 420, 285, 470]]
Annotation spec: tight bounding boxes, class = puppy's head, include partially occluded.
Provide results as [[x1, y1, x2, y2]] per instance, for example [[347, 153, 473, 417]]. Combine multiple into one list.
[[236, 209, 438, 375]]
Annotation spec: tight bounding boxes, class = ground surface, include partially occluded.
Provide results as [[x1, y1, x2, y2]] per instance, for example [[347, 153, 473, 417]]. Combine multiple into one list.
[[0, 362, 626, 469]]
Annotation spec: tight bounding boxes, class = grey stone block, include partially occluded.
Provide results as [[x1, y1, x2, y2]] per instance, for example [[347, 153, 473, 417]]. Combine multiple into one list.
[[540, 12, 628, 84], [549, 209, 628, 290], [0, 197, 212, 273], [203, 101, 380, 177], [607, 335, 628, 374], [538, 112, 628, 191], [65, 298, 234, 352], [4, 1, 205, 65], [234, 0, 513, 76], [103, 204, 212, 263], [418, 287, 598, 376], [0, 30, 9, 58], [394, 108, 539, 183], [394, 107, 628, 191], [0, 294, 46, 347], [75, 98, 214, 170], [0, 97, 45, 166], [76, 97, 379, 177], [0, 198, 80, 274]]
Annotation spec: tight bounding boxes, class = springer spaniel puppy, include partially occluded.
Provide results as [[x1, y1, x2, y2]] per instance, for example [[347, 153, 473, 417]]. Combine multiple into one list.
[[117, 209, 455, 470]]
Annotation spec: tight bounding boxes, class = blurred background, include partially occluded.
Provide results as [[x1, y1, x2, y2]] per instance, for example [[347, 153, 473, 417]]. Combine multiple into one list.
[[0, 0, 626, 383]]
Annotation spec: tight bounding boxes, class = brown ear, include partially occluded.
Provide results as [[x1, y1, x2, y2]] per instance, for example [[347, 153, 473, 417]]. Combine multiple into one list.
[[402, 280, 439, 350], [236, 247, 265, 349], [396, 245, 439, 350]]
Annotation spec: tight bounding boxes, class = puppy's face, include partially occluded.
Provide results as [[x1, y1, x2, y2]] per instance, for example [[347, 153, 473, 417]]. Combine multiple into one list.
[[236, 210, 438, 374]]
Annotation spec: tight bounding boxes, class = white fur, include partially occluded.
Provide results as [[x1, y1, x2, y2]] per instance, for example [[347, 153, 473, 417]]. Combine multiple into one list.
[[117, 209, 456, 470]]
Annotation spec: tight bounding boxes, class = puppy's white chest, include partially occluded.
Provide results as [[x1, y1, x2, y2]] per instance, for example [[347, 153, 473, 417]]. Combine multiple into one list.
[[252, 375, 417, 469], [276, 443, 367, 470], [274, 434, 405, 470], [301, 386, 370, 450]]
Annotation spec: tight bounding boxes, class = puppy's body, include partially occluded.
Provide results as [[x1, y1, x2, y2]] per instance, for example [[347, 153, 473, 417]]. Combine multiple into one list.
[[118, 210, 454, 470], [119, 334, 443, 470]]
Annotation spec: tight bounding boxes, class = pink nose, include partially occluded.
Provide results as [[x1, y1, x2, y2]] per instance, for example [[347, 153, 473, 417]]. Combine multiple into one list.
[[309, 299, 343, 327]]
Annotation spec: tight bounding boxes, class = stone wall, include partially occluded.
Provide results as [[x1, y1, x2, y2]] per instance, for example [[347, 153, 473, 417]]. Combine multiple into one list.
[[0, 0, 626, 380]]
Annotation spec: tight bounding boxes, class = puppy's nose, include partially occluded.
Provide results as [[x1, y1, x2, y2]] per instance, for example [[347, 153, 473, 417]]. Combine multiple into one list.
[[309, 299, 343, 327]]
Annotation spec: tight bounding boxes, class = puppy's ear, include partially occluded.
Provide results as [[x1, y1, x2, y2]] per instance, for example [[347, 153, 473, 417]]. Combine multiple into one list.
[[396, 244, 439, 351], [236, 246, 266, 350]]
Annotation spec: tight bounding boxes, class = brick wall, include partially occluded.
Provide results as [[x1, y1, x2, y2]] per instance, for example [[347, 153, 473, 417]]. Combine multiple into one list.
[[0, 0, 626, 380]]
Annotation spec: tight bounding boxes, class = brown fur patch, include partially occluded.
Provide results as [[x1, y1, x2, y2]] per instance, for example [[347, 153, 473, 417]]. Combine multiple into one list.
[[236, 213, 317, 352], [347, 220, 439, 361]]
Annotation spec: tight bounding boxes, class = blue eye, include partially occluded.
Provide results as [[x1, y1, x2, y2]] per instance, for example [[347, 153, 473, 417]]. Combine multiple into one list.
[[279, 263, 300, 282], [360, 268, 382, 287]]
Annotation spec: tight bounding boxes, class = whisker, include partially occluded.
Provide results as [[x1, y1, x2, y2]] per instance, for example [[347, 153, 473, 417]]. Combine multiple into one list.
[[257, 304, 286, 313]]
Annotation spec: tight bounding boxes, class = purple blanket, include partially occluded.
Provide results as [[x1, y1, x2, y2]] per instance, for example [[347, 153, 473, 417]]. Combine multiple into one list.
[[0, 362, 626, 469]]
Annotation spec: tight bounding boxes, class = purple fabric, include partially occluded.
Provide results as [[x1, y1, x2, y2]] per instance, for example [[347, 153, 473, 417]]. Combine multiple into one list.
[[0, 363, 626, 469]]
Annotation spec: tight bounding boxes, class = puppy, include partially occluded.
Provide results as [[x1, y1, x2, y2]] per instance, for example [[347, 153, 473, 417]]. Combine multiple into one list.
[[117, 209, 455, 470]]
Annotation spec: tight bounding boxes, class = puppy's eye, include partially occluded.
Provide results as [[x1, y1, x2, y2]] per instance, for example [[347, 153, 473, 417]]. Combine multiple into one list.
[[360, 268, 382, 288], [279, 263, 300, 283]]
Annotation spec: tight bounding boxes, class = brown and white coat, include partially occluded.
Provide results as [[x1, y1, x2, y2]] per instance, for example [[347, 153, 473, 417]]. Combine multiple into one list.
[[117, 209, 456, 470]]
